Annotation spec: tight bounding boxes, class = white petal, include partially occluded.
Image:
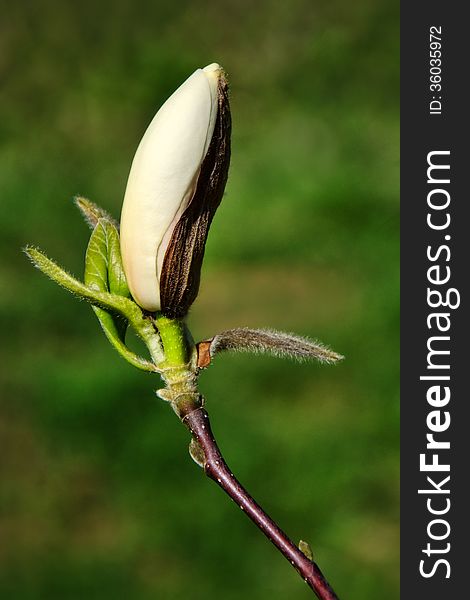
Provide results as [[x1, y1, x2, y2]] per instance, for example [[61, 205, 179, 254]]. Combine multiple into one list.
[[120, 65, 220, 311]]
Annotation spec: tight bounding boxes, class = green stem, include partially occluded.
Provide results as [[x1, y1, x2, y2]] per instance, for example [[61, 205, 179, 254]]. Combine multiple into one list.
[[154, 313, 192, 368], [153, 314, 200, 417]]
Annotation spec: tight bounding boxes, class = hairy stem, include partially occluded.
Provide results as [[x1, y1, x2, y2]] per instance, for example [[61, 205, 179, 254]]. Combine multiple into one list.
[[182, 406, 340, 600]]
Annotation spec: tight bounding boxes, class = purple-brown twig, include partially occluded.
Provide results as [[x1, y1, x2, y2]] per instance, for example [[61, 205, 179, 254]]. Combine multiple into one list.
[[182, 406, 340, 600]]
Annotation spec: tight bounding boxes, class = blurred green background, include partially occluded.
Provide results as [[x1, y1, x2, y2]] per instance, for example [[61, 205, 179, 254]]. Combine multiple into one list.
[[0, 0, 399, 598]]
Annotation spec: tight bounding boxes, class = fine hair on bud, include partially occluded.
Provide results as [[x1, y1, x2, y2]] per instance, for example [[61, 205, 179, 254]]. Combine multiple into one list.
[[199, 328, 344, 365]]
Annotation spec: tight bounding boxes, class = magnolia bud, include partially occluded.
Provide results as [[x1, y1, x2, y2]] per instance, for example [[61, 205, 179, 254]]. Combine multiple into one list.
[[120, 63, 231, 317]]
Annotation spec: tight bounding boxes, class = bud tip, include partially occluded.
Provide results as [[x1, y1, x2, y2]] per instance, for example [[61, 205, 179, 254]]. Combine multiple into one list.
[[203, 62, 222, 75]]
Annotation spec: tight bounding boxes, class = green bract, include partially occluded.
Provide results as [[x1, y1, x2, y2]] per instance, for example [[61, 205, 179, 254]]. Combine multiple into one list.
[[25, 199, 165, 373]]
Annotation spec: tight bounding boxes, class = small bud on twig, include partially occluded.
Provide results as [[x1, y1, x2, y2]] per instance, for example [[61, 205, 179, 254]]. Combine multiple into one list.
[[299, 539, 314, 561]]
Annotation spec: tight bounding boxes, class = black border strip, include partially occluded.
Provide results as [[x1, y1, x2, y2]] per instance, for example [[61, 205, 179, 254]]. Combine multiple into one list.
[[401, 3, 467, 597]]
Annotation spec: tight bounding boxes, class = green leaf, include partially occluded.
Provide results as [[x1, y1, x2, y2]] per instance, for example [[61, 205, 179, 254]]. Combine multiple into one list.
[[106, 222, 130, 298], [84, 219, 156, 371], [84, 220, 112, 294], [25, 245, 163, 370], [85, 219, 130, 341]]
